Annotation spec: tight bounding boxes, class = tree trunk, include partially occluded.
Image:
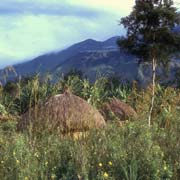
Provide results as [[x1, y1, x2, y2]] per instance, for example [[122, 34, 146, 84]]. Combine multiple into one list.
[[148, 57, 156, 127]]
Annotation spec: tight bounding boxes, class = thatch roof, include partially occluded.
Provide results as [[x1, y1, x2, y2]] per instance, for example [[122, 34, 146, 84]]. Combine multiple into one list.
[[0, 114, 17, 122], [101, 98, 137, 121], [18, 92, 106, 133], [0, 115, 8, 121]]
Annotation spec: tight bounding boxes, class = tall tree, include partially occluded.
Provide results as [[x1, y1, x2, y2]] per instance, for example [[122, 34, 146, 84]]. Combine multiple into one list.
[[118, 0, 180, 126]]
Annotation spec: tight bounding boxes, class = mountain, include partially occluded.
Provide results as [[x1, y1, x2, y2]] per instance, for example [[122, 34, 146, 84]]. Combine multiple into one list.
[[0, 36, 119, 81], [53, 50, 138, 82], [0, 36, 121, 82], [0, 34, 179, 85]]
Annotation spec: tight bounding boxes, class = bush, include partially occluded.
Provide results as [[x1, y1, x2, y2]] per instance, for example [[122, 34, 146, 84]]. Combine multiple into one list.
[[0, 104, 7, 116], [0, 121, 177, 180], [0, 76, 180, 179]]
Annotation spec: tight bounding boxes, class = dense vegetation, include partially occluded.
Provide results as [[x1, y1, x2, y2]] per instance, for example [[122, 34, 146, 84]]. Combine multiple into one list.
[[0, 74, 180, 180], [0, 1, 179, 179], [118, 0, 180, 126]]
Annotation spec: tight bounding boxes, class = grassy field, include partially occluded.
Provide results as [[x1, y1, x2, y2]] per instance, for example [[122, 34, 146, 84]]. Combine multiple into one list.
[[0, 75, 180, 180]]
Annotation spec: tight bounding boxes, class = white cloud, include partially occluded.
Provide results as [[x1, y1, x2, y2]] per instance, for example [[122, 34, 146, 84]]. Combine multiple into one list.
[[0, 0, 134, 68], [69, 0, 134, 15]]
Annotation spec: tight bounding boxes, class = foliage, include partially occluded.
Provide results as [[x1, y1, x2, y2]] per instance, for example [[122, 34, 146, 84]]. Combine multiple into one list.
[[0, 75, 180, 179], [0, 104, 7, 116], [0, 119, 179, 179], [60, 76, 132, 108], [1, 75, 59, 114], [118, 0, 180, 65], [0, 1, 179, 178], [118, 0, 180, 126]]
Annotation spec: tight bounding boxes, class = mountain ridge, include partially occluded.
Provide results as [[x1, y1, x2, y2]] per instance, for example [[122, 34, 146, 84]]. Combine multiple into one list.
[[0, 33, 179, 85], [0, 36, 120, 82]]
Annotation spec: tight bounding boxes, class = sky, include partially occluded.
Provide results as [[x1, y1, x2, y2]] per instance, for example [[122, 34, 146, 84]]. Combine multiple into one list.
[[0, 0, 179, 68], [0, 0, 136, 68]]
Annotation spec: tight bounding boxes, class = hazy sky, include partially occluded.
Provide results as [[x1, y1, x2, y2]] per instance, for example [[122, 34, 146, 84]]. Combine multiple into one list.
[[0, 0, 136, 68]]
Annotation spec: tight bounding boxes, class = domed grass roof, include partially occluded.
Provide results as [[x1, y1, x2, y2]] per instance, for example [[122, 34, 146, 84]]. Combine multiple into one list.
[[101, 98, 137, 121], [19, 92, 106, 133]]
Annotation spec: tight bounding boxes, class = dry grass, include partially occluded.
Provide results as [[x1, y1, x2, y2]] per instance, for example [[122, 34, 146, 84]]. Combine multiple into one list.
[[18, 92, 106, 133], [101, 98, 137, 121]]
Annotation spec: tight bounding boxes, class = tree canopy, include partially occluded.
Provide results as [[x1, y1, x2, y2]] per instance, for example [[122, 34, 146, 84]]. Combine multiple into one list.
[[118, 0, 180, 66], [118, 0, 180, 126]]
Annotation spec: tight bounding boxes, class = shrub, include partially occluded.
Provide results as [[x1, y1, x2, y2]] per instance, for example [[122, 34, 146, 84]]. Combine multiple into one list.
[[0, 104, 7, 116], [0, 76, 180, 179]]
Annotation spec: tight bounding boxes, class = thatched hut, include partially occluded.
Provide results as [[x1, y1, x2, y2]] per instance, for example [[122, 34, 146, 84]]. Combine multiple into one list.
[[0, 115, 8, 121], [18, 92, 106, 133], [101, 98, 137, 121]]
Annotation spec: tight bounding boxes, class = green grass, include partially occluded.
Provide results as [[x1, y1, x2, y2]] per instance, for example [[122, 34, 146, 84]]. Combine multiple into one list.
[[0, 120, 179, 180], [0, 75, 180, 179]]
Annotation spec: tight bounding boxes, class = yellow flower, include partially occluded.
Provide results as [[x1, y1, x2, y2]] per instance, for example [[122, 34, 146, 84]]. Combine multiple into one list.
[[103, 172, 109, 178], [13, 152, 16, 156], [108, 161, 113, 166], [1, 161, 4, 164], [45, 161, 48, 166], [24, 177, 28, 180], [16, 160, 20, 164], [51, 174, 56, 179], [34, 152, 39, 158], [164, 165, 167, 171], [98, 163, 103, 167]]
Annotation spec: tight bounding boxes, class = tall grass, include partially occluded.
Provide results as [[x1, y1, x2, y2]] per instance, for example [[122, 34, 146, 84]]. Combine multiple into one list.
[[0, 120, 179, 179], [0, 75, 180, 179]]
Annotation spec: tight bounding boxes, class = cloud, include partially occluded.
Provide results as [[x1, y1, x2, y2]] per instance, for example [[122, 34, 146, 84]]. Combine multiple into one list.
[[0, 0, 134, 15], [0, 0, 134, 68], [69, 0, 134, 15], [0, 0, 104, 17]]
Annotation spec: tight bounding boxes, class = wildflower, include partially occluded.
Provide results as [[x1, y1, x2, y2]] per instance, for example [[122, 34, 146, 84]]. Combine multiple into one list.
[[164, 165, 167, 171], [13, 152, 16, 156], [103, 172, 109, 178], [45, 161, 48, 166], [1, 161, 4, 164], [108, 161, 112, 166], [161, 152, 164, 157], [51, 174, 56, 179], [24, 177, 28, 180], [98, 163, 103, 167], [34, 152, 39, 158], [16, 160, 20, 164]]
